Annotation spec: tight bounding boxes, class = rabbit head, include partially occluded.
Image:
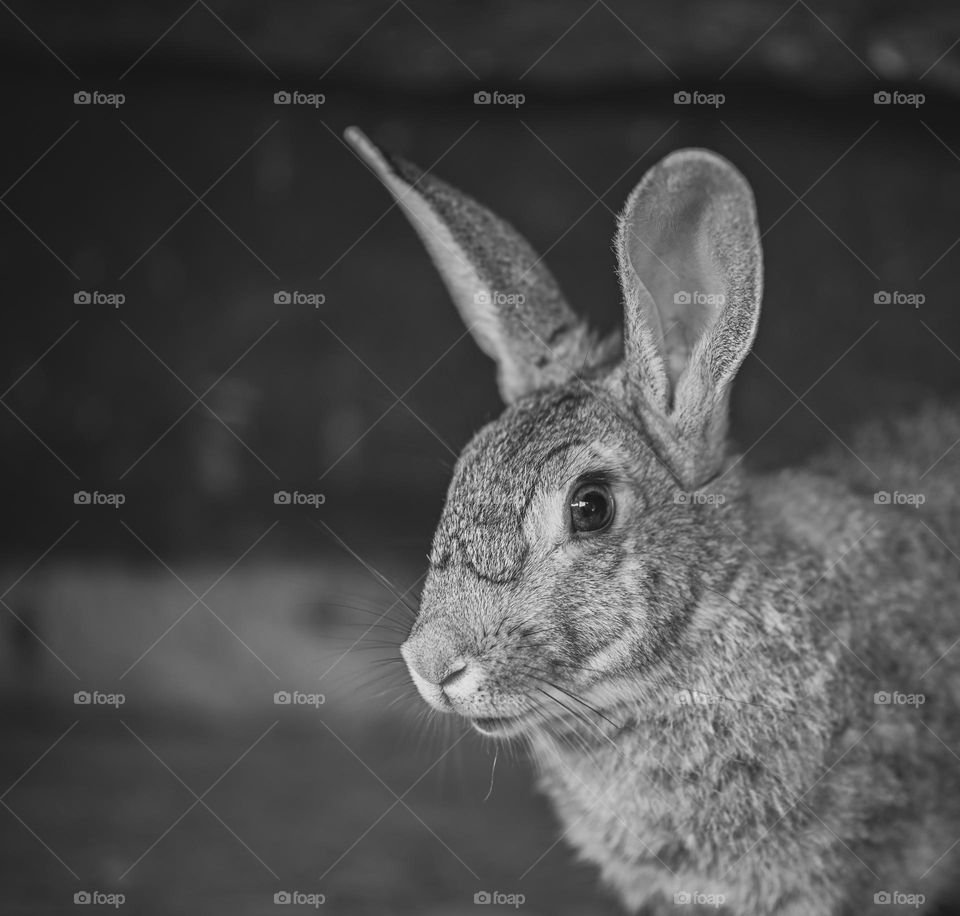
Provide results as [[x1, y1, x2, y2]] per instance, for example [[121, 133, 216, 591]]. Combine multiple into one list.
[[345, 127, 762, 738]]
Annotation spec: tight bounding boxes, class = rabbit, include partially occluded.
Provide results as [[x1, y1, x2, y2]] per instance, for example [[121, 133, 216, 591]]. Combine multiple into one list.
[[344, 125, 960, 915]]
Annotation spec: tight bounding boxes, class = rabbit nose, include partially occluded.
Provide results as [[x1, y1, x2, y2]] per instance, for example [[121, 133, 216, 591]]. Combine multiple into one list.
[[439, 658, 468, 689], [438, 657, 481, 701], [401, 635, 483, 711], [400, 635, 457, 710]]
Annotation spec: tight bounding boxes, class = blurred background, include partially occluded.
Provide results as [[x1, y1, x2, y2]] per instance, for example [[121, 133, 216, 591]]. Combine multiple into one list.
[[2, 1, 960, 913]]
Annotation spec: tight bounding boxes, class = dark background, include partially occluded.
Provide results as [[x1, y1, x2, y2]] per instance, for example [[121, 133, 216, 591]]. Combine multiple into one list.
[[2, 2, 960, 914]]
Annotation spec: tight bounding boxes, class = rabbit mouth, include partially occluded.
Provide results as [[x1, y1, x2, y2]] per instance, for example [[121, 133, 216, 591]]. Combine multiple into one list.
[[471, 714, 531, 737]]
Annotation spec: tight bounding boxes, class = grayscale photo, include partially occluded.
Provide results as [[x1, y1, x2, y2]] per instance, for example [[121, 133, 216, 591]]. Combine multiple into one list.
[[2, 2, 960, 914]]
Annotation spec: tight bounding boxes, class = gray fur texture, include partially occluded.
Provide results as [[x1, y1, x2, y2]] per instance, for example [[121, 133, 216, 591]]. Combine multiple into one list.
[[347, 126, 960, 915]]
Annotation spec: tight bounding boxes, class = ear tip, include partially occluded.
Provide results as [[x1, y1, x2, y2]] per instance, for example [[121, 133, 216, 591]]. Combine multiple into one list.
[[344, 125, 383, 169], [660, 147, 753, 194], [344, 125, 421, 190], [343, 124, 366, 147], [662, 147, 732, 168]]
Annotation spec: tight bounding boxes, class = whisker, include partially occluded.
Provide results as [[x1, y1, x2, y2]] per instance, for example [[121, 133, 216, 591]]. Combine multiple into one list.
[[483, 746, 499, 802], [529, 673, 621, 730]]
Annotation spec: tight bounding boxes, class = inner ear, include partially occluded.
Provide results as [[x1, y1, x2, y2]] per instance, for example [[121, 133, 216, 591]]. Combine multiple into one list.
[[614, 148, 762, 488], [623, 187, 725, 390]]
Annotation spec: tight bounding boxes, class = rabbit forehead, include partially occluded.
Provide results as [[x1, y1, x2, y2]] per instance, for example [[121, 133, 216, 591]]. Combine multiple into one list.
[[430, 387, 637, 582]]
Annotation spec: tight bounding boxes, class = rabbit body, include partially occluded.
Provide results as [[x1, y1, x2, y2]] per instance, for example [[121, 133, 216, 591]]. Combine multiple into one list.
[[531, 403, 960, 915], [346, 126, 960, 915]]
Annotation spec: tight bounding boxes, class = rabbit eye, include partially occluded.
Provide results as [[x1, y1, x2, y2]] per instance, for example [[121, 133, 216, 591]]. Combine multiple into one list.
[[569, 482, 614, 534]]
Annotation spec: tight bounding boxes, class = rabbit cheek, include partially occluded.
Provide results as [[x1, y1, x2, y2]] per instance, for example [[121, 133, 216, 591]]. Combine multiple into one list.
[[546, 544, 635, 668], [576, 556, 670, 675]]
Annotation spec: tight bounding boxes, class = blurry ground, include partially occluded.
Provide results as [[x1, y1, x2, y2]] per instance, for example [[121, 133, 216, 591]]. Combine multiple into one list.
[[4, 3, 960, 914], [2, 562, 612, 916]]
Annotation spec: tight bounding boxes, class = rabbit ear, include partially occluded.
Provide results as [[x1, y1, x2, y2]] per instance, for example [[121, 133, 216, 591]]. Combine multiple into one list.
[[615, 148, 762, 488], [345, 127, 595, 403]]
